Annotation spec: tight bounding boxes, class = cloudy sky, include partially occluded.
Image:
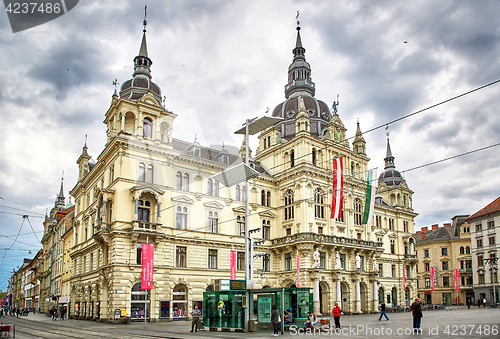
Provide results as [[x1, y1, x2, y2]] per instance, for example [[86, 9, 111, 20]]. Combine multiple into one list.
[[1, 0, 500, 290]]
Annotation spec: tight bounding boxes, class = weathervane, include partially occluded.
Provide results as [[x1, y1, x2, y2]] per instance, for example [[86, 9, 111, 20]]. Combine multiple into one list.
[[112, 79, 118, 95], [296, 11, 300, 28], [386, 125, 389, 139], [143, 5, 147, 32]]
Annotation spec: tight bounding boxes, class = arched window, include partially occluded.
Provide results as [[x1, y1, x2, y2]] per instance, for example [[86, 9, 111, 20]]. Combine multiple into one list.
[[460, 246, 465, 255], [146, 164, 153, 183], [354, 199, 362, 225], [207, 179, 213, 196], [208, 211, 218, 233], [138, 200, 150, 223], [261, 190, 266, 206], [466, 246, 471, 254], [176, 172, 182, 190], [241, 185, 246, 201], [183, 173, 189, 191], [312, 149, 316, 166], [236, 185, 241, 201], [124, 112, 135, 134], [351, 162, 355, 176], [176, 206, 187, 230], [284, 190, 294, 220], [314, 188, 324, 219], [213, 180, 219, 197], [266, 191, 271, 207], [290, 150, 295, 168], [262, 220, 270, 239], [138, 163, 145, 182], [143, 117, 153, 138]]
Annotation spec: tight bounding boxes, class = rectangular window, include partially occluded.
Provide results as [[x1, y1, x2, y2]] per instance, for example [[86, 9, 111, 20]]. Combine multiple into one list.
[[320, 252, 326, 269], [478, 255, 484, 266], [442, 261, 449, 271], [425, 278, 430, 287], [476, 223, 482, 232], [237, 252, 245, 271], [477, 239, 483, 248], [176, 246, 186, 267], [208, 212, 218, 233], [391, 264, 396, 278], [403, 221, 409, 233], [424, 263, 430, 272], [441, 248, 448, 256], [237, 217, 245, 236], [466, 276, 473, 285], [442, 276, 449, 287], [285, 253, 292, 271], [286, 228, 291, 236], [263, 255, 270, 272], [390, 240, 395, 254], [388, 219, 394, 230], [263, 225, 270, 239], [489, 236, 495, 245], [136, 244, 142, 265], [379, 263, 383, 276], [487, 220, 495, 229], [340, 254, 346, 270], [318, 226, 323, 234], [208, 249, 217, 269], [424, 249, 429, 258], [479, 274, 485, 284]]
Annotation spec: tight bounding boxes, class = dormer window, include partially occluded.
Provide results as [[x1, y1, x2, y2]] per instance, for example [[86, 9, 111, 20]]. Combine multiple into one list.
[[195, 149, 200, 157], [223, 156, 228, 165]]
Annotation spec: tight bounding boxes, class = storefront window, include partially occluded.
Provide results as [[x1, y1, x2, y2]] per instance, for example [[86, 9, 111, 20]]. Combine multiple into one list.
[[160, 301, 170, 318]]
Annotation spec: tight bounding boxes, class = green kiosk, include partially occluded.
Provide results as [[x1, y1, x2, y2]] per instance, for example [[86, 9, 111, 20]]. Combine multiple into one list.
[[203, 279, 312, 332]]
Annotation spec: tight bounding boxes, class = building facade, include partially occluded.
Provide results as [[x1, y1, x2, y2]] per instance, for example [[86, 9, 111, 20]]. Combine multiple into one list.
[[47, 23, 421, 323], [415, 216, 473, 305], [467, 196, 500, 305]]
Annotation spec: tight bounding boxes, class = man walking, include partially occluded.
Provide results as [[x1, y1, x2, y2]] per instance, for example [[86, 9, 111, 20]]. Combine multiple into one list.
[[411, 298, 423, 332], [378, 302, 389, 321]]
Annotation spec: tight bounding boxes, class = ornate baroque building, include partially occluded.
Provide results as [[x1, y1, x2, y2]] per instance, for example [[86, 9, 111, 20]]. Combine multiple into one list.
[[59, 23, 418, 322]]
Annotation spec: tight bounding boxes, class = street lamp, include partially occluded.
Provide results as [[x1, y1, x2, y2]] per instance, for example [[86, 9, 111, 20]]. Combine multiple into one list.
[[484, 257, 498, 307]]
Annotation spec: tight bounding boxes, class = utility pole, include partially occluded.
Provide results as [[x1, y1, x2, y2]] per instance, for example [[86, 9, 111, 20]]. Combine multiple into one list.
[[485, 258, 498, 307]]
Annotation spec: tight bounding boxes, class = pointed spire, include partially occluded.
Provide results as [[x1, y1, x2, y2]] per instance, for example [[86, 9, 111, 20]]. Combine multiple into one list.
[[384, 136, 395, 170], [55, 171, 65, 209], [353, 121, 366, 155], [138, 31, 148, 57], [285, 18, 315, 99]]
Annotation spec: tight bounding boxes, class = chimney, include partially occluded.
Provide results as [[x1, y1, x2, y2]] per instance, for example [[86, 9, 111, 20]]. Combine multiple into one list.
[[432, 224, 439, 230], [422, 227, 428, 232], [420, 227, 427, 240], [444, 223, 451, 227]]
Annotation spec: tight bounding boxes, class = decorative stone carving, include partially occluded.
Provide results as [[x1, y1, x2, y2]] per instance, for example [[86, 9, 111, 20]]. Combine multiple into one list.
[[312, 248, 320, 268], [355, 253, 362, 270], [335, 251, 342, 270]]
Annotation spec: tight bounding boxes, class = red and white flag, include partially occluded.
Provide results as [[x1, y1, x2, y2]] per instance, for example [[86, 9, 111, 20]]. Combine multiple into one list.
[[297, 251, 300, 288], [454, 269, 459, 292], [230, 250, 236, 279], [403, 265, 406, 289], [141, 243, 154, 289], [330, 157, 343, 219]]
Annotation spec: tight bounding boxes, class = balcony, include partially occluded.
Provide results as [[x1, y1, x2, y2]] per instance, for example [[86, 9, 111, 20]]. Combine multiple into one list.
[[133, 221, 160, 232], [271, 232, 381, 249], [460, 268, 473, 273], [405, 254, 418, 262]]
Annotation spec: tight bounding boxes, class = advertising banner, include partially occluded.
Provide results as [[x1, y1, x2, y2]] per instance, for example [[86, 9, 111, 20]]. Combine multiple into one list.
[[141, 243, 154, 289], [430, 266, 435, 291], [454, 268, 459, 291], [230, 250, 236, 279]]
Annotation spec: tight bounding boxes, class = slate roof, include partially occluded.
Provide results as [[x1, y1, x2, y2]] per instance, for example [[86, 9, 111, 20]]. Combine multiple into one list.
[[465, 196, 500, 221], [416, 224, 460, 244]]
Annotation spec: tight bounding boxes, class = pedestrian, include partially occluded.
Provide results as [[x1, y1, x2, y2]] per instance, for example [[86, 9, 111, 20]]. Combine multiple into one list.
[[271, 304, 280, 336], [16, 308, 19, 318], [304, 312, 317, 330], [60, 307, 65, 320], [284, 309, 293, 324], [411, 298, 423, 332], [190, 305, 202, 332], [483, 298, 486, 308], [378, 301, 389, 321], [332, 302, 341, 329], [467, 300, 471, 309]]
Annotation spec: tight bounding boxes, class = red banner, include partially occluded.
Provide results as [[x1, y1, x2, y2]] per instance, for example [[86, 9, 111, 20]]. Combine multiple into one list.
[[403, 264, 406, 290], [141, 243, 154, 289], [430, 266, 435, 291], [230, 250, 236, 279], [297, 252, 300, 287], [454, 268, 459, 291]]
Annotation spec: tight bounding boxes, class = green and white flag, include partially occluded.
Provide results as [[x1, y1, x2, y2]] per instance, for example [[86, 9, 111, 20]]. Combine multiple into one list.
[[362, 169, 377, 225]]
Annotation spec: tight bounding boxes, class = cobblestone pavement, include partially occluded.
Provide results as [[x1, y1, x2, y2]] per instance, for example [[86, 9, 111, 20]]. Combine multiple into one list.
[[1, 306, 499, 338]]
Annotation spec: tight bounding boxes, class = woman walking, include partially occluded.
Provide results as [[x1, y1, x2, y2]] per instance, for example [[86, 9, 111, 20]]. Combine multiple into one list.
[[271, 304, 280, 336]]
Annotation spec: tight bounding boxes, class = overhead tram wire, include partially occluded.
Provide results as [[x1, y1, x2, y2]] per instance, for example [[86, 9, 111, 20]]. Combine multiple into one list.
[[0, 204, 45, 217], [25, 216, 41, 244], [0, 216, 26, 269]]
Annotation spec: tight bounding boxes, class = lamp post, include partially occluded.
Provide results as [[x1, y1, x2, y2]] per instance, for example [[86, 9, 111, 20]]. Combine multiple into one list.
[[484, 257, 498, 307]]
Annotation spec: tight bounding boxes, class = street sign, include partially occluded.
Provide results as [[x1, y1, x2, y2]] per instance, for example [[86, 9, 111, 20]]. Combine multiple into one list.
[[115, 309, 120, 319]]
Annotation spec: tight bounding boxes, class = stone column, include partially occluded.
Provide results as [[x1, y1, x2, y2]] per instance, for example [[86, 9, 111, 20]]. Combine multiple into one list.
[[355, 280, 361, 313], [313, 278, 320, 315], [336, 280, 341, 304], [157, 202, 161, 224], [121, 114, 125, 131], [373, 280, 379, 311]]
